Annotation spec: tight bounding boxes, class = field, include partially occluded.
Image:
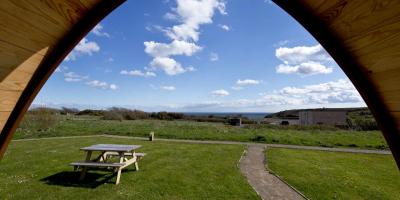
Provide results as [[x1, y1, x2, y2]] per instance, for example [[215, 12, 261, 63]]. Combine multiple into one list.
[[16, 117, 388, 150], [267, 148, 400, 199], [0, 136, 258, 199]]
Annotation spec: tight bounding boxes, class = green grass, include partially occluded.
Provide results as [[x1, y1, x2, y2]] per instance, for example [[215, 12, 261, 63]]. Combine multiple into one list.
[[16, 119, 388, 150], [267, 148, 400, 200], [0, 136, 258, 199]]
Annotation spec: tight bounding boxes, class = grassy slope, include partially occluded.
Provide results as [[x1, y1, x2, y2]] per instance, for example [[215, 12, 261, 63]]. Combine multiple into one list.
[[267, 148, 400, 200], [16, 119, 388, 150], [0, 137, 258, 199]]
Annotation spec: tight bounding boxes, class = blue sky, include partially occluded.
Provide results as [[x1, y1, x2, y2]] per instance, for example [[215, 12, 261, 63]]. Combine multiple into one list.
[[34, 0, 366, 112]]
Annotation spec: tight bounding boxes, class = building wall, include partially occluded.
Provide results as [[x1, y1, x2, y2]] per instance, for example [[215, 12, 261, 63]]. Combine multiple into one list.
[[299, 111, 347, 125]]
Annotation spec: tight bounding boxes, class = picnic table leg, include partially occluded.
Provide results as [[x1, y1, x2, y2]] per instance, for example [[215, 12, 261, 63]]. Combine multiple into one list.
[[133, 151, 139, 171], [134, 162, 139, 171], [115, 152, 124, 185], [79, 151, 92, 181]]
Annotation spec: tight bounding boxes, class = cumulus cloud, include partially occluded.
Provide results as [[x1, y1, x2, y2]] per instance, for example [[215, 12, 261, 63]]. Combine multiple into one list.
[[273, 40, 289, 47], [275, 44, 333, 75], [209, 52, 219, 61], [144, 40, 202, 57], [211, 89, 229, 97], [276, 61, 333, 75], [218, 24, 230, 31], [178, 79, 363, 111], [86, 80, 118, 90], [264, 79, 363, 105], [236, 79, 261, 86], [91, 24, 110, 37], [165, 0, 227, 41], [120, 69, 156, 77], [149, 57, 186, 75], [65, 38, 100, 61], [160, 86, 176, 91], [142, 0, 226, 76], [164, 12, 178, 21], [63, 72, 88, 82], [231, 86, 243, 90]]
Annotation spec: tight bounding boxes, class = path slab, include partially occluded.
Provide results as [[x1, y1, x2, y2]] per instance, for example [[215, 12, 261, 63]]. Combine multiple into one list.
[[240, 145, 306, 200]]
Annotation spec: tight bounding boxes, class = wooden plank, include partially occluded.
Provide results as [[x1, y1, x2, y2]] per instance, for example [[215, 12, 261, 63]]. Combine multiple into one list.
[[370, 68, 400, 92], [0, 90, 21, 112], [0, 1, 91, 54], [0, 47, 47, 91], [0, 111, 11, 131], [80, 144, 141, 152], [70, 162, 124, 167], [0, 41, 45, 81]]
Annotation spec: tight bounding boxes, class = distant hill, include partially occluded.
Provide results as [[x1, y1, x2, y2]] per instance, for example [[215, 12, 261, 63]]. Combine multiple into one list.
[[265, 107, 369, 119]]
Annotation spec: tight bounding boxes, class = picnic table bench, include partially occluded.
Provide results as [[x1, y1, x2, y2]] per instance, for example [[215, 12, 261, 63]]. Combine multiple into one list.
[[69, 144, 145, 185]]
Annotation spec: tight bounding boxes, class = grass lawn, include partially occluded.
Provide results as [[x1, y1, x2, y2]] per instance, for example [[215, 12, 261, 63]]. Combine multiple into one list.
[[16, 119, 388, 150], [267, 148, 400, 200], [0, 136, 258, 199]]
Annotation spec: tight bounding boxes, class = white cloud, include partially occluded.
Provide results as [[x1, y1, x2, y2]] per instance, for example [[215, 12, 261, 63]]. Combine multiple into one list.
[[86, 80, 118, 90], [164, 0, 227, 41], [218, 24, 230, 31], [209, 52, 219, 61], [186, 66, 196, 71], [120, 69, 156, 77], [65, 38, 100, 61], [236, 79, 261, 86], [63, 72, 88, 82], [160, 86, 176, 91], [275, 44, 333, 76], [211, 89, 229, 97], [276, 61, 333, 75], [144, 40, 202, 57], [164, 12, 178, 21], [91, 24, 110, 37], [264, 79, 363, 105], [149, 57, 186, 75], [231, 86, 243, 90], [109, 84, 118, 90], [273, 40, 289, 47], [176, 79, 364, 111], [276, 44, 332, 64], [143, 0, 226, 76]]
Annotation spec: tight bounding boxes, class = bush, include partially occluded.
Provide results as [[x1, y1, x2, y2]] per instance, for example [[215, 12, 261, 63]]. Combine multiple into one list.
[[251, 135, 266, 142], [103, 110, 123, 121], [77, 109, 104, 116], [60, 107, 79, 115], [20, 107, 58, 131]]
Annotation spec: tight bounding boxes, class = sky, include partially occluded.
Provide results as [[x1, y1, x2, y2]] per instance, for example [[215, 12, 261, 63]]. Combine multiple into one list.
[[34, 0, 366, 112]]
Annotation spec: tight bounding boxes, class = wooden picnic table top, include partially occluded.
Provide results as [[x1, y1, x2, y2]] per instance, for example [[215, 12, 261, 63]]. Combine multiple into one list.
[[80, 144, 141, 152]]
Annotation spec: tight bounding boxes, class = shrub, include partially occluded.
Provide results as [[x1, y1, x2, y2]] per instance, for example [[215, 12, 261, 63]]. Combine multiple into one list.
[[20, 107, 58, 131]]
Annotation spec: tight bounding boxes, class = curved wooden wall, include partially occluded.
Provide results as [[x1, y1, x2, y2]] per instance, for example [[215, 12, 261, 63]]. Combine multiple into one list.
[[274, 0, 400, 167], [0, 0, 399, 168], [0, 0, 125, 157]]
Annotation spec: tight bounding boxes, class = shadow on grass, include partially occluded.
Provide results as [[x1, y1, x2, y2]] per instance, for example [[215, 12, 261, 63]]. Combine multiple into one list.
[[40, 169, 136, 188]]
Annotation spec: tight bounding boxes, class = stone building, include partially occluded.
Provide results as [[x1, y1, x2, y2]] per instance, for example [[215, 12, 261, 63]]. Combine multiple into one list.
[[299, 109, 347, 125]]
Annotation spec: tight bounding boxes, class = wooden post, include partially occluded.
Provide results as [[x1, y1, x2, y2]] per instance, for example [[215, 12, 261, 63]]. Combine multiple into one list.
[[149, 131, 154, 141]]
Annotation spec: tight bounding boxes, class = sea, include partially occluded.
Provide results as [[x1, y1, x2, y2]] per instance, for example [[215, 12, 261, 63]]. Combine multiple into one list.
[[183, 112, 270, 121]]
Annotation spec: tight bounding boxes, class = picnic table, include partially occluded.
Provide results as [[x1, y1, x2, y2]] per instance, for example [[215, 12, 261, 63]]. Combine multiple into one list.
[[70, 144, 145, 185]]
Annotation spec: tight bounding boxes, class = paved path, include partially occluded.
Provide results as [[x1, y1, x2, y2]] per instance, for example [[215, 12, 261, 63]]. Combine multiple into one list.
[[101, 135, 391, 155], [240, 145, 306, 200], [13, 134, 391, 155]]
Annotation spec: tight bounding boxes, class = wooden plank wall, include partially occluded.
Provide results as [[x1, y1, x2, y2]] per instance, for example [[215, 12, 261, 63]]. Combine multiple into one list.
[[300, 0, 400, 128], [0, 0, 98, 131]]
